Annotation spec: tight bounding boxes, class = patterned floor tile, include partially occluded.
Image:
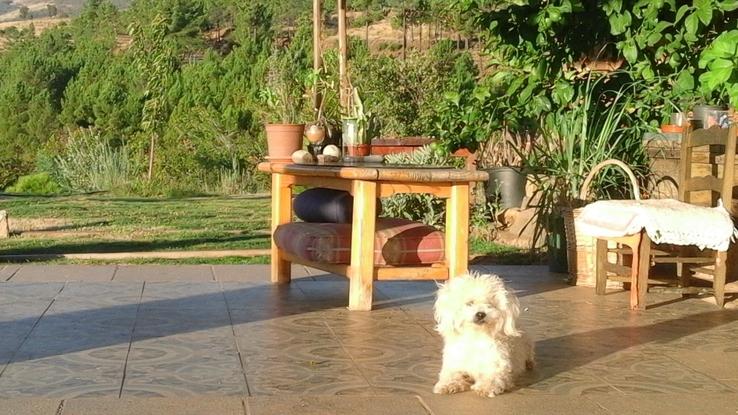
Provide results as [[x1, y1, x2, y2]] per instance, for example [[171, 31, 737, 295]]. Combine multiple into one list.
[[0, 345, 128, 399], [3, 264, 738, 401]]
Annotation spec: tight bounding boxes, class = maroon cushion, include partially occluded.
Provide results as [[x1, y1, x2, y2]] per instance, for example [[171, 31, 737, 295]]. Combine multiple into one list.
[[273, 218, 445, 265]]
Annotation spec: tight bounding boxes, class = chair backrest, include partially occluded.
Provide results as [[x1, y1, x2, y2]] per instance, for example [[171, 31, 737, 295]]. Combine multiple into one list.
[[678, 116, 737, 214]]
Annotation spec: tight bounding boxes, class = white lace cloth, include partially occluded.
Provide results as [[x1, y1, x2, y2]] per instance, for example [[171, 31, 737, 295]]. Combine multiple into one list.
[[576, 199, 738, 251]]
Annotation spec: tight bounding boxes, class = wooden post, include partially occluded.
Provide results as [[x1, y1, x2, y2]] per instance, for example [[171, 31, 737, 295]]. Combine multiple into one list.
[[445, 183, 469, 278], [271, 173, 293, 284], [313, 0, 322, 113], [338, 0, 348, 111], [402, 6, 407, 60], [348, 180, 377, 311]]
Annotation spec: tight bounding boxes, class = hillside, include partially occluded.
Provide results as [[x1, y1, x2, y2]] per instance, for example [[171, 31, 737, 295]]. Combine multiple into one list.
[[0, 0, 129, 23]]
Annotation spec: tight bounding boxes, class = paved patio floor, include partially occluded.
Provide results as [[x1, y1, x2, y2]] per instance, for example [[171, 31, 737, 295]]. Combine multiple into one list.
[[1, 264, 738, 414]]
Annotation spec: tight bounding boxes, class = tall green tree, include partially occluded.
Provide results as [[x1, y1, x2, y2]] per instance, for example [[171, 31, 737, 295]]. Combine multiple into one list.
[[128, 14, 178, 180]]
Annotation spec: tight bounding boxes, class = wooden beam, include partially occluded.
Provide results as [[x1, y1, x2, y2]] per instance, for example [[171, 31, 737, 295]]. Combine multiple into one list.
[[313, 0, 322, 113], [338, 0, 348, 111]]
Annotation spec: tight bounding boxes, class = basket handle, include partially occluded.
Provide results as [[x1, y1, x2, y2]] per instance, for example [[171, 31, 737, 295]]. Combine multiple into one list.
[[579, 159, 641, 201]]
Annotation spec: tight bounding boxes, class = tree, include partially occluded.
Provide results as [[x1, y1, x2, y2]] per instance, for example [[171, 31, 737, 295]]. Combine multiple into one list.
[[47, 4, 57, 17], [128, 15, 177, 181]]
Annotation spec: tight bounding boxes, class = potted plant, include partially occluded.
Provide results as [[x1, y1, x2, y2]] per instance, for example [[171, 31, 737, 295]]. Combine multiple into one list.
[[477, 129, 534, 209], [260, 53, 309, 161], [342, 87, 380, 158], [525, 77, 649, 273]]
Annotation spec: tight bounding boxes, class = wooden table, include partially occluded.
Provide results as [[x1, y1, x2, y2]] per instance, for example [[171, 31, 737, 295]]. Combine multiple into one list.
[[258, 162, 488, 310]]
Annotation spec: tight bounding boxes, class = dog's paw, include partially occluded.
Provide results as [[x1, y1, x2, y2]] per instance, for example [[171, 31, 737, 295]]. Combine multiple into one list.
[[433, 381, 468, 395], [471, 382, 505, 398]]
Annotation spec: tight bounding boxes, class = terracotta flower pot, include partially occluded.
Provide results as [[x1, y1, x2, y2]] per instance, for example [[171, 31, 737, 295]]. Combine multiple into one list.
[[370, 137, 434, 155], [265, 124, 305, 161]]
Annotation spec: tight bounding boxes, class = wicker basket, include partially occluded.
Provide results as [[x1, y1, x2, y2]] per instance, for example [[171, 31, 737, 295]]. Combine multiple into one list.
[[563, 159, 642, 286]]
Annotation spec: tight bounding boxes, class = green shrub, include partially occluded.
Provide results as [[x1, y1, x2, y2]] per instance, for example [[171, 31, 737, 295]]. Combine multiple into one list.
[[5, 172, 62, 195]]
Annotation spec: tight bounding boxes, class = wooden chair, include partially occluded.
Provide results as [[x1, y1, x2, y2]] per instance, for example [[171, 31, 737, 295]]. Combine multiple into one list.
[[594, 119, 737, 309]]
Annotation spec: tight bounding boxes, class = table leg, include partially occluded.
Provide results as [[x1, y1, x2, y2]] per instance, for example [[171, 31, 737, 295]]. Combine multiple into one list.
[[445, 183, 469, 279], [715, 250, 727, 308], [595, 238, 608, 295], [348, 180, 377, 311], [630, 231, 650, 311], [271, 173, 293, 284]]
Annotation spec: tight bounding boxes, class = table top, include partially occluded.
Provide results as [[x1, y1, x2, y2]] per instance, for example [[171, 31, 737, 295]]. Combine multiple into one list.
[[257, 161, 489, 183]]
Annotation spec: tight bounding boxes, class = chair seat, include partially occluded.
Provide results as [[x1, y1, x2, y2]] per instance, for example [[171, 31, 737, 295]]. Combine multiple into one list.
[[274, 218, 445, 266], [577, 199, 737, 251]]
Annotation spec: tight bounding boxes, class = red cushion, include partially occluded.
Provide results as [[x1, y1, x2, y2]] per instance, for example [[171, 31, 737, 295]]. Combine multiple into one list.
[[273, 218, 445, 265]]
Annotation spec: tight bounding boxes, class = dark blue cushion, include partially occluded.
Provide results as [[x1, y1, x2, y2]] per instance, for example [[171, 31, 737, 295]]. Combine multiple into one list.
[[294, 188, 381, 223]]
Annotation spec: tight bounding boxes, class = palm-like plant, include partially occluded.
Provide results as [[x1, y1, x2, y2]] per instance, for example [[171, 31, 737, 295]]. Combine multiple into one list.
[[526, 75, 650, 233]]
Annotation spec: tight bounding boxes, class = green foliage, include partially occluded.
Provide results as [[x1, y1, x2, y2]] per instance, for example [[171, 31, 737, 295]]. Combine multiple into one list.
[[432, 55, 490, 153], [351, 40, 478, 138], [5, 172, 62, 195], [450, 0, 738, 132], [698, 30, 738, 106]]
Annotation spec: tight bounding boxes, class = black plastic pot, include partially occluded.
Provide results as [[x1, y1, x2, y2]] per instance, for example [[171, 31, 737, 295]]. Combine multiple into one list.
[[484, 166, 527, 209], [547, 214, 568, 273]]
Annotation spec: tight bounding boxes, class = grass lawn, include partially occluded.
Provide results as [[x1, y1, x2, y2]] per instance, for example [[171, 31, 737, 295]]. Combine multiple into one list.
[[0, 194, 539, 265]]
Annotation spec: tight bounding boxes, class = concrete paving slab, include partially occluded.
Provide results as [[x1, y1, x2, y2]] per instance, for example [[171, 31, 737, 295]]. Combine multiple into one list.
[[246, 395, 428, 415], [0, 265, 21, 281], [0, 283, 64, 305], [665, 350, 738, 380], [10, 265, 115, 282], [212, 264, 311, 282], [63, 397, 246, 415], [588, 393, 738, 415], [113, 265, 214, 282], [420, 393, 610, 415], [0, 398, 61, 415]]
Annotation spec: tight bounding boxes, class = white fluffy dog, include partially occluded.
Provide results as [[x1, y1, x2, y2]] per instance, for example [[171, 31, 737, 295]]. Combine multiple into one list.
[[433, 272, 534, 397]]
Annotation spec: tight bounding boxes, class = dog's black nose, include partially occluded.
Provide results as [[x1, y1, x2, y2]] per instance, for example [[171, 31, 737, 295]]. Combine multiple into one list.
[[474, 312, 486, 322]]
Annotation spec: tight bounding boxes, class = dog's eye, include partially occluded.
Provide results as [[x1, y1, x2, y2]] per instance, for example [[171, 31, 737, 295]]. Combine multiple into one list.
[[465, 301, 474, 306]]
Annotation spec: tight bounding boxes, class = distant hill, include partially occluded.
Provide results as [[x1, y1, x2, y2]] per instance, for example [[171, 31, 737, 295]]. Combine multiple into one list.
[[0, 0, 130, 23]]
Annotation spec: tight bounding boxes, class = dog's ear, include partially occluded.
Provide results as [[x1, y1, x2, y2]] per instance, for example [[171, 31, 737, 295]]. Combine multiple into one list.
[[496, 288, 521, 337], [434, 283, 461, 336]]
